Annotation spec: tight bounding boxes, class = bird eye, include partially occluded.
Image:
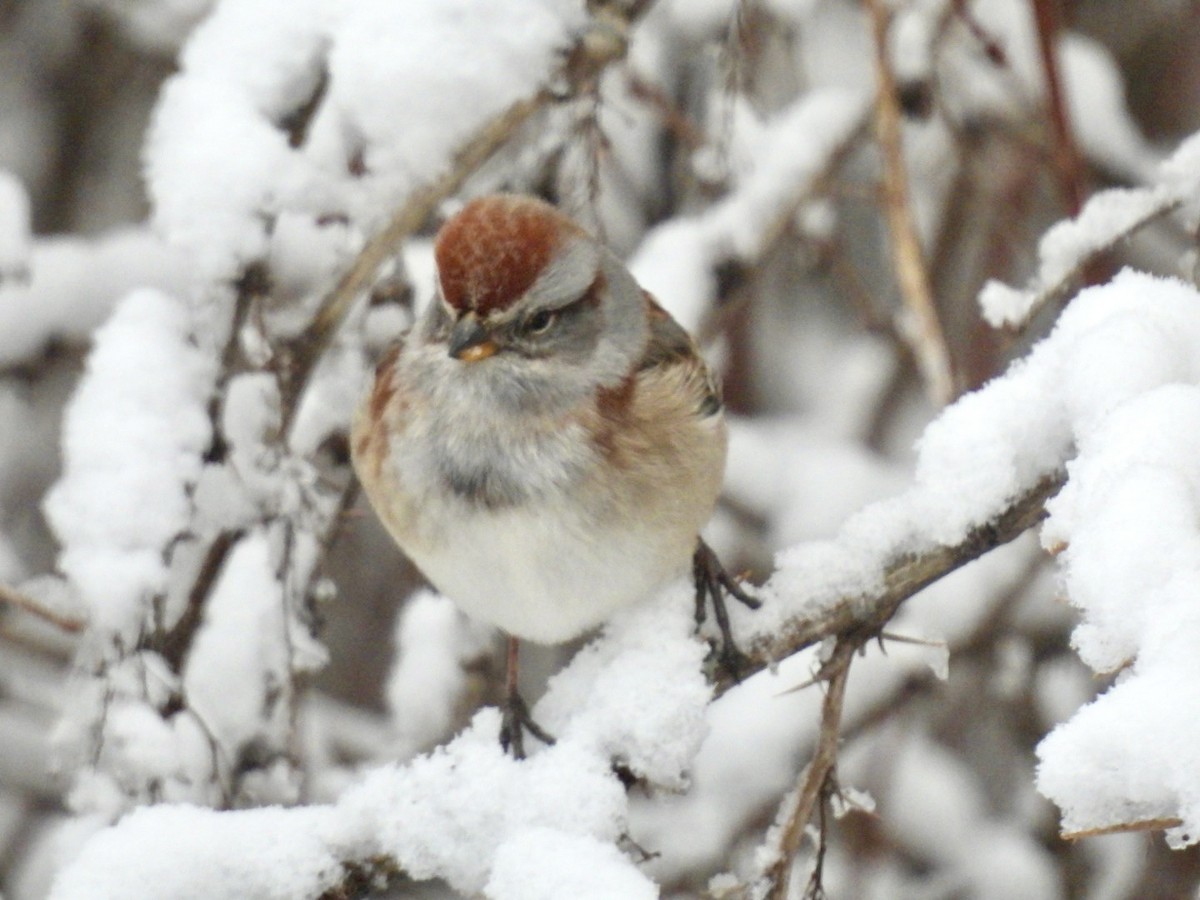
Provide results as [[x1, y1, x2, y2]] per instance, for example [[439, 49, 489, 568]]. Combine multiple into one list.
[[525, 309, 557, 335]]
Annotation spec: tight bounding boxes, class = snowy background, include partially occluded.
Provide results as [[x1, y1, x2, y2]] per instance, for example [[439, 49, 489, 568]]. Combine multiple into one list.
[[2, 0, 1200, 897]]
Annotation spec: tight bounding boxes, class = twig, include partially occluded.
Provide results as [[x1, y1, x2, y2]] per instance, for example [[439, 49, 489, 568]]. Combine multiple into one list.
[[865, 0, 955, 406], [949, 0, 1008, 67], [1062, 817, 1185, 841], [714, 471, 1064, 696], [624, 71, 706, 149], [0, 582, 85, 633], [1030, 0, 1085, 215], [764, 640, 854, 899]]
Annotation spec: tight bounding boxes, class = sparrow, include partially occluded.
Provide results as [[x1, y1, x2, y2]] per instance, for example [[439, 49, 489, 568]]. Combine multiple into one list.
[[352, 194, 756, 756]]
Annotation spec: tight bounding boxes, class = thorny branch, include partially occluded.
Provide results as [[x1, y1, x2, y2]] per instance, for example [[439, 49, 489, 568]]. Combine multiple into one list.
[[715, 471, 1065, 697], [762, 640, 854, 900]]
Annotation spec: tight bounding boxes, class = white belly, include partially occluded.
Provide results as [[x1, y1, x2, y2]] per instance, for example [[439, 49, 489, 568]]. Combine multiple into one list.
[[402, 496, 691, 644]]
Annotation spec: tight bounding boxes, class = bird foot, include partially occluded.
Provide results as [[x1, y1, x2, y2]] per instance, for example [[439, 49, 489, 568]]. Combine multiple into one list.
[[499, 690, 555, 760], [692, 539, 761, 681]]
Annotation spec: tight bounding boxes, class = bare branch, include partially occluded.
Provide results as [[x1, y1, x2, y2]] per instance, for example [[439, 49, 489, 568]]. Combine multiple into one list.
[[865, 0, 956, 406], [1030, 0, 1086, 215], [0, 582, 85, 633], [1063, 817, 1185, 841], [763, 641, 854, 899]]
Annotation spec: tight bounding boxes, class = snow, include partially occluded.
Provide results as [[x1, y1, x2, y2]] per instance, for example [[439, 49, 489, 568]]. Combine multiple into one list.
[[1035, 348, 1200, 841], [387, 590, 496, 757], [48, 585, 708, 897], [889, 0, 940, 86], [1157, 130, 1200, 226], [146, 0, 586, 280], [184, 532, 293, 759], [42, 289, 212, 642], [933, 1, 1157, 190], [334, 594, 705, 895], [486, 829, 656, 899], [44, 267, 1200, 894], [857, 733, 1061, 900], [980, 185, 1177, 328], [748, 335, 1066, 633], [1061, 34, 1160, 183], [537, 584, 711, 787], [980, 125, 1200, 329], [723, 417, 907, 548], [94, 0, 214, 52], [695, 269, 1200, 849], [0, 227, 191, 367], [632, 539, 1039, 883], [49, 804, 343, 900], [31, 0, 1200, 891]]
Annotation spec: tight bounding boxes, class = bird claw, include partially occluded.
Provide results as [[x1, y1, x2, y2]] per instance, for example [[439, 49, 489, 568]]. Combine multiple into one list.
[[693, 539, 761, 682], [499, 690, 555, 760]]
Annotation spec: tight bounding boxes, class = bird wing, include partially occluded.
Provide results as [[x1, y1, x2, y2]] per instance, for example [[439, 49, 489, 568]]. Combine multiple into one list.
[[639, 292, 722, 418]]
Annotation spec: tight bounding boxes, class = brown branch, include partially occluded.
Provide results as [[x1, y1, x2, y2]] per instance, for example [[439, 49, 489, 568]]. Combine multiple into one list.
[[764, 641, 854, 899], [625, 70, 706, 150], [316, 856, 404, 900], [0, 582, 85, 633], [715, 471, 1064, 696], [865, 0, 956, 406], [1063, 817, 1185, 841], [1030, 0, 1085, 215], [949, 0, 1009, 67]]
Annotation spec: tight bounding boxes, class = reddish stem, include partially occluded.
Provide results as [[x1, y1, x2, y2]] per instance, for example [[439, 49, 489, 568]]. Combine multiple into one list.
[[1031, 0, 1086, 215]]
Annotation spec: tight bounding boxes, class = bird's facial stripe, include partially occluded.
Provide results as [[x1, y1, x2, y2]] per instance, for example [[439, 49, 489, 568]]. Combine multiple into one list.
[[525, 237, 600, 309]]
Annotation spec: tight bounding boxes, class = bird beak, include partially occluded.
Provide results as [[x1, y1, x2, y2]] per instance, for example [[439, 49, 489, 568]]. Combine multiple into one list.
[[448, 314, 498, 362]]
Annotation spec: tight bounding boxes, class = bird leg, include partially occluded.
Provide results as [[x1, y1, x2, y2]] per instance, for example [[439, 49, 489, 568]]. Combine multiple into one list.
[[692, 538, 761, 680], [498, 635, 555, 759]]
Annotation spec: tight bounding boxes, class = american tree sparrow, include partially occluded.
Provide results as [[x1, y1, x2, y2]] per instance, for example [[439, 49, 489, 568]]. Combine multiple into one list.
[[352, 195, 756, 756]]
